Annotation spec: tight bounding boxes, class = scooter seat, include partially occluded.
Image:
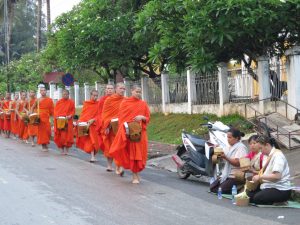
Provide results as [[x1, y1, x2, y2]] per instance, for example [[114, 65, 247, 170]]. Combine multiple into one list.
[[186, 133, 206, 147]]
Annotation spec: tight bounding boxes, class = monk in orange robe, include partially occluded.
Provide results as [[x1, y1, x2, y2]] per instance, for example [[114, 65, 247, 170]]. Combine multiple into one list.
[[101, 82, 125, 173], [16, 91, 29, 142], [2, 92, 12, 138], [27, 90, 38, 147], [0, 93, 4, 134], [95, 84, 114, 152], [9, 94, 19, 138], [54, 90, 75, 155], [76, 89, 100, 162], [110, 85, 150, 184], [31, 87, 54, 151]]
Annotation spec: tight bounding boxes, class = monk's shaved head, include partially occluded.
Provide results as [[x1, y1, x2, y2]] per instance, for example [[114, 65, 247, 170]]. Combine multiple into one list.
[[62, 89, 70, 99], [29, 90, 36, 98], [90, 89, 98, 101], [90, 89, 98, 96], [131, 85, 141, 91], [131, 85, 142, 99], [115, 82, 125, 96], [63, 89, 70, 95], [105, 84, 114, 96], [116, 82, 125, 88], [14, 93, 19, 100], [40, 87, 47, 97], [20, 91, 26, 100]]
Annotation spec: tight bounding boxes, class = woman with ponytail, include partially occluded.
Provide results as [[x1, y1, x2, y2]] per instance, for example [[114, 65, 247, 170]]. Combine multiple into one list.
[[247, 135, 292, 205]]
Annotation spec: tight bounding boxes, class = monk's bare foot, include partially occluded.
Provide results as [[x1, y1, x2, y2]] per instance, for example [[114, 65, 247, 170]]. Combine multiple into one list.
[[42, 145, 48, 152], [31, 142, 35, 147], [132, 174, 140, 184], [115, 167, 123, 176], [106, 167, 114, 172], [89, 157, 97, 163]]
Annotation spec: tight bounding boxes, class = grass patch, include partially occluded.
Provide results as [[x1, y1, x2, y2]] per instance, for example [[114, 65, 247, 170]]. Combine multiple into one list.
[[147, 113, 254, 145]]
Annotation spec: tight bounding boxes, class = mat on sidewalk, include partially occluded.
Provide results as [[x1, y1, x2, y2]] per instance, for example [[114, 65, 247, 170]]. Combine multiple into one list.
[[221, 194, 300, 208]]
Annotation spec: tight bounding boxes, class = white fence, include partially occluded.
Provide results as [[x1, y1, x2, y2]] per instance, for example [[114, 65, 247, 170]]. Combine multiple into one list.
[[42, 49, 300, 118]]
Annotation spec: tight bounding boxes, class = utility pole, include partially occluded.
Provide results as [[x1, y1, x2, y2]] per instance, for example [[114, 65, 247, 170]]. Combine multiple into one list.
[[4, 0, 10, 92], [4, 0, 9, 64], [36, 0, 42, 52], [46, 0, 51, 32]]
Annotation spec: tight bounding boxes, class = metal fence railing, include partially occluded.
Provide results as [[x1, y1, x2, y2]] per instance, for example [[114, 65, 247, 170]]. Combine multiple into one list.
[[168, 75, 188, 104], [148, 77, 162, 104], [269, 60, 288, 100], [228, 68, 258, 103], [194, 72, 219, 105]]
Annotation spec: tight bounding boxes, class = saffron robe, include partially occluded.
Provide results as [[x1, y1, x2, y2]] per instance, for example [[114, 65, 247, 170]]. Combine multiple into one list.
[[0, 100, 4, 130], [101, 94, 124, 158], [76, 100, 99, 153], [10, 101, 19, 135], [54, 98, 75, 148], [95, 95, 109, 150], [3, 100, 11, 131], [18, 100, 28, 140], [37, 97, 54, 145], [27, 98, 38, 137], [109, 97, 150, 173]]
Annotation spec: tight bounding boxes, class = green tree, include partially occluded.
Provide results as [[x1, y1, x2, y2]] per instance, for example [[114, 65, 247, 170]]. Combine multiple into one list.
[[43, 0, 161, 81], [183, 0, 300, 74], [0, 0, 46, 91], [136, 0, 300, 74]]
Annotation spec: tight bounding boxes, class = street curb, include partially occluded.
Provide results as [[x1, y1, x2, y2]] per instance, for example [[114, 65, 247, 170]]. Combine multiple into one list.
[[147, 155, 177, 173]]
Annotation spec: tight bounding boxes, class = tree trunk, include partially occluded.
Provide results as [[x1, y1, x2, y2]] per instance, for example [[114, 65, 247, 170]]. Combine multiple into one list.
[[46, 0, 50, 32], [36, 0, 42, 52]]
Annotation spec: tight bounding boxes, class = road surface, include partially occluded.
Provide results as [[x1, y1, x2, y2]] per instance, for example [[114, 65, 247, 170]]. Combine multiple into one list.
[[0, 136, 298, 225]]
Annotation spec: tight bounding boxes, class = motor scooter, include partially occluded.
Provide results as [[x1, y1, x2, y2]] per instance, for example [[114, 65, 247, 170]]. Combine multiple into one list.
[[172, 120, 230, 180]]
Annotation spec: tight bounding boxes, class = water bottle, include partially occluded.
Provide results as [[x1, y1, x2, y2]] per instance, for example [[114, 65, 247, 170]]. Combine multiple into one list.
[[217, 187, 222, 200], [232, 185, 237, 204]]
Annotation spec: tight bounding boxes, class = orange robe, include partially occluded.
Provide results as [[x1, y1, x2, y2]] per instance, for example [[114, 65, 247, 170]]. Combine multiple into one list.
[[18, 101, 28, 140], [101, 94, 124, 158], [0, 100, 3, 130], [27, 98, 38, 137], [109, 97, 150, 173], [37, 97, 54, 145], [76, 100, 99, 153], [3, 100, 11, 131], [10, 101, 19, 135], [95, 95, 109, 150], [54, 98, 75, 148]]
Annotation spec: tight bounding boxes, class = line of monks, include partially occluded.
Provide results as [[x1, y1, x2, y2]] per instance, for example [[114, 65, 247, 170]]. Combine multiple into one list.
[[0, 83, 150, 184]]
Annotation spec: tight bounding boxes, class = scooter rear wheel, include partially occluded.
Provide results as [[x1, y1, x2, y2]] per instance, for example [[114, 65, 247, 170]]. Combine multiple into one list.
[[177, 166, 190, 179]]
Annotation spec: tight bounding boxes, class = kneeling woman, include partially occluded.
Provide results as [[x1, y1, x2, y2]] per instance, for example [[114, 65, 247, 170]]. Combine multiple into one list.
[[210, 128, 248, 194], [247, 136, 291, 205]]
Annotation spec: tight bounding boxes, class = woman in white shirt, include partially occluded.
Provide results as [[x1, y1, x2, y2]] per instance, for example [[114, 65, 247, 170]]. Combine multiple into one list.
[[210, 128, 248, 194], [247, 135, 291, 205]]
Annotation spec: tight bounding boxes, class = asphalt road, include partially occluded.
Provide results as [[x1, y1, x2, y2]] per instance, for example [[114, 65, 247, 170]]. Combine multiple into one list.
[[0, 136, 298, 225]]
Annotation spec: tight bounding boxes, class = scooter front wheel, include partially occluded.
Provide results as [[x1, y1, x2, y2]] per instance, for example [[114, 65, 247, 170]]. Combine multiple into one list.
[[177, 166, 190, 179]]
